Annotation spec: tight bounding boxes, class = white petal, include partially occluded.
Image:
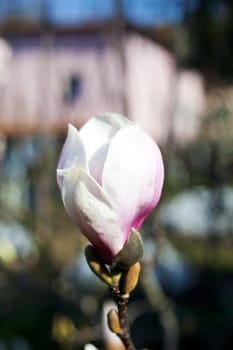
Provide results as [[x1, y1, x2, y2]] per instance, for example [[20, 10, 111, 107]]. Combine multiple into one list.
[[84, 345, 99, 350], [79, 113, 130, 160], [98, 112, 130, 128], [88, 141, 110, 185], [102, 124, 164, 235], [59, 167, 124, 263], [57, 167, 81, 221], [57, 124, 87, 187]]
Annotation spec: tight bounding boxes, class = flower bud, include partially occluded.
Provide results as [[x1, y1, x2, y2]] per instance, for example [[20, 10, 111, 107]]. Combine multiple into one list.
[[120, 262, 141, 294], [57, 114, 164, 265], [111, 229, 143, 271], [85, 245, 112, 286], [107, 309, 121, 335]]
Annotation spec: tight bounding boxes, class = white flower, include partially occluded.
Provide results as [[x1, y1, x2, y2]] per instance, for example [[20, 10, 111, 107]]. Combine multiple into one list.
[[57, 113, 164, 264]]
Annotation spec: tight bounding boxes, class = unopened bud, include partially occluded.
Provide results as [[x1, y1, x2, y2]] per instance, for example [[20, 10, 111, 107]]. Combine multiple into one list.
[[85, 245, 112, 286], [107, 309, 121, 335], [120, 262, 141, 294], [111, 229, 143, 271]]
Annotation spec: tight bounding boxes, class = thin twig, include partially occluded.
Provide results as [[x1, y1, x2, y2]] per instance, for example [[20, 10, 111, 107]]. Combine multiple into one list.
[[110, 286, 137, 350]]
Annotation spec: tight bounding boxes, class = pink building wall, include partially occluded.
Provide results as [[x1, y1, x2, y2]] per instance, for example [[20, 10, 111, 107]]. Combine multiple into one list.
[[0, 32, 206, 146]]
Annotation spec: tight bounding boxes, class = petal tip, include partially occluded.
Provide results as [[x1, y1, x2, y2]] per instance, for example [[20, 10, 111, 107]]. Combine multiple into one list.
[[67, 123, 78, 134]]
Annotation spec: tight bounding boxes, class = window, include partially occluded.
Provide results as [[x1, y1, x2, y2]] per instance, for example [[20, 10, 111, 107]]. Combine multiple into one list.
[[63, 74, 81, 104]]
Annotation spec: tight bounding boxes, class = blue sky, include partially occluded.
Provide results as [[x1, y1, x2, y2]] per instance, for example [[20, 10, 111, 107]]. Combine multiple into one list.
[[49, 0, 115, 24], [49, 0, 186, 26], [0, 0, 193, 27]]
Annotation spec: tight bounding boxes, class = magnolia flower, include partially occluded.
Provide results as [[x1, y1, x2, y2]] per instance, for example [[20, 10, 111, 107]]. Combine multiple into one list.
[[57, 113, 164, 264]]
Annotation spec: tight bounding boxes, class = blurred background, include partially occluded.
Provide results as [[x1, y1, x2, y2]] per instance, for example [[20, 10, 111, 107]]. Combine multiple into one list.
[[0, 0, 232, 349]]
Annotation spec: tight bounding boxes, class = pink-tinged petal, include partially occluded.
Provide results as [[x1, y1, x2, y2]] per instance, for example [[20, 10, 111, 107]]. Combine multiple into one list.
[[102, 124, 164, 238], [79, 113, 130, 160], [58, 167, 124, 264], [57, 124, 87, 188]]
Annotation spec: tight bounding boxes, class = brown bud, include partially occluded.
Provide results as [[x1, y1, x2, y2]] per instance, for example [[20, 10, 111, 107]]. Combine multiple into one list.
[[85, 245, 112, 286], [120, 262, 141, 294], [107, 309, 121, 335], [111, 229, 143, 271]]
